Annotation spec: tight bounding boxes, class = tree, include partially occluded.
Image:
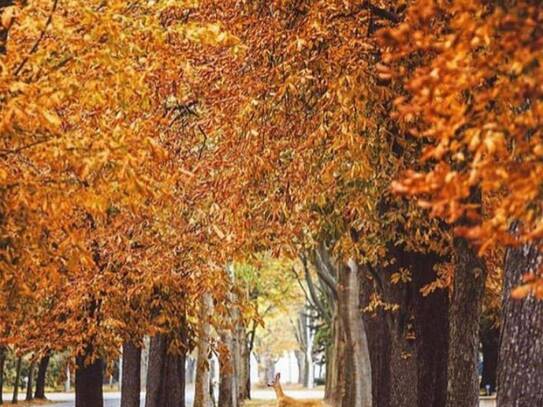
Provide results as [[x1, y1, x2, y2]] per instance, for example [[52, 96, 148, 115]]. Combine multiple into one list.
[[498, 238, 543, 405], [34, 353, 50, 400], [380, 1, 543, 404], [121, 341, 142, 407]]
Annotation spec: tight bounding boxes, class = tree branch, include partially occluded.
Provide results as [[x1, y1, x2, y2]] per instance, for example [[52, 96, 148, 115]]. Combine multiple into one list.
[[14, 0, 60, 76]]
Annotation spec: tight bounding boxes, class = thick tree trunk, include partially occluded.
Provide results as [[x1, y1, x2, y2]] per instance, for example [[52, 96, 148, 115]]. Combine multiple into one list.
[[75, 348, 104, 407], [145, 334, 186, 407], [347, 260, 372, 407], [480, 323, 498, 395], [412, 253, 449, 407], [360, 269, 391, 407], [376, 247, 418, 407], [25, 360, 34, 401], [12, 356, 22, 404], [389, 333, 418, 407], [337, 260, 372, 407], [446, 236, 486, 407], [34, 353, 50, 399], [0, 346, 6, 405], [497, 242, 543, 406], [194, 293, 213, 407], [121, 341, 142, 407]]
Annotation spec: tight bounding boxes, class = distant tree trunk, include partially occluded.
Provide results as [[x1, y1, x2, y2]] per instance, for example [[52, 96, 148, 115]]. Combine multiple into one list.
[[145, 334, 186, 407], [34, 353, 50, 399], [194, 293, 213, 407], [241, 321, 256, 400], [25, 360, 35, 401], [65, 364, 71, 392], [121, 341, 142, 407], [75, 346, 104, 407], [497, 241, 543, 406], [186, 357, 196, 385], [0, 346, 6, 405], [241, 338, 251, 400], [294, 351, 305, 385], [480, 322, 498, 395], [12, 356, 22, 404]]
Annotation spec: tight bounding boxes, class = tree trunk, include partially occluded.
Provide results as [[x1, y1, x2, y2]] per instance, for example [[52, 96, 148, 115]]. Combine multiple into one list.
[[219, 328, 238, 407], [34, 353, 50, 399], [480, 322, 498, 395], [497, 242, 543, 406], [75, 347, 104, 407], [65, 363, 71, 393], [194, 292, 213, 407], [25, 360, 34, 401], [325, 303, 342, 404], [304, 311, 315, 389], [360, 269, 391, 407], [240, 337, 251, 400], [412, 253, 449, 407], [294, 351, 305, 385], [389, 333, 418, 407], [446, 236, 486, 407], [121, 341, 142, 407], [12, 356, 22, 404], [145, 334, 186, 407], [0, 346, 6, 405], [337, 260, 372, 407], [186, 357, 196, 385]]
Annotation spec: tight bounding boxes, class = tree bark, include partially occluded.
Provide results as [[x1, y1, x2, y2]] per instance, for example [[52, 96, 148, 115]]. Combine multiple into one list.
[[12, 356, 22, 404], [412, 253, 449, 407], [219, 327, 238, 407], [446, 236, 486, 407], [75, 347, 104, 407], [0, 346, 6, 405], [294, 351, 305, 385], [326, 307, 344, 405], [121, 341, 142, 407], [145, 334, 186, 407], [34, 353, 50, 399], [497, 242, 543, 406], [25, 360, 34, 401], [337, 260, 372, 407], [360, 269, 391, 407], [480, 322, 498, 395], [194, 292, 213, 407], [240, 332, 251, 400]]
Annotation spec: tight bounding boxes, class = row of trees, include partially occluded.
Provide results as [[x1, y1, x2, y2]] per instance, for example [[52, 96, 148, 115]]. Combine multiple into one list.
[[1, 0, 542, 406]]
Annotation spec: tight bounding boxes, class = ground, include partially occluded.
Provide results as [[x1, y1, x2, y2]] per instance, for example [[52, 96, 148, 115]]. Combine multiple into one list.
[[3, 388, 497, 406]]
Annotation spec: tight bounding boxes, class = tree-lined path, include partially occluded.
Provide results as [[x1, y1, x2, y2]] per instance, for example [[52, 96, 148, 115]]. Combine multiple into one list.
[[1, 1, 542, 407]]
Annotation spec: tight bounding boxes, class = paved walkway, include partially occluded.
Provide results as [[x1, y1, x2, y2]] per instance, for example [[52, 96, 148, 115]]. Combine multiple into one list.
[[4, 389, 496, 406]]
